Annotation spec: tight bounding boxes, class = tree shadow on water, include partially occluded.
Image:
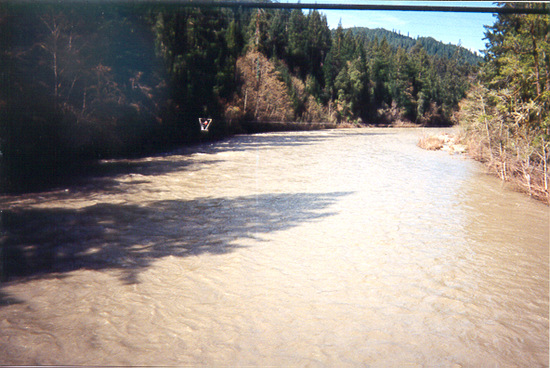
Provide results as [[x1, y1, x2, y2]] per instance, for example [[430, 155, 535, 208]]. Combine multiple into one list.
[[1, 191, 351, 287]]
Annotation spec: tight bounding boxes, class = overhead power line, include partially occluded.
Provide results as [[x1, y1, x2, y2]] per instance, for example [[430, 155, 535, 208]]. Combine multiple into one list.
[[153, 1, 548, 15]]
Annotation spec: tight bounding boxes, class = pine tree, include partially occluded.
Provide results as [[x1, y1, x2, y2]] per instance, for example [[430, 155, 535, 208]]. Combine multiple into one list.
[[287, 9, 308, 77], [305, 10, 331, 83]]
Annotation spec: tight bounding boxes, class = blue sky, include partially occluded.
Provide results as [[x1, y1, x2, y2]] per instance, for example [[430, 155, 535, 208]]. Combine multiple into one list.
[[283, 1, 497, 54]]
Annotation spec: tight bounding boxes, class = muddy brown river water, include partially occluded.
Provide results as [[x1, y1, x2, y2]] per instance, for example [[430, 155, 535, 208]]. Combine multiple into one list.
[[0, 128, 548, 366]]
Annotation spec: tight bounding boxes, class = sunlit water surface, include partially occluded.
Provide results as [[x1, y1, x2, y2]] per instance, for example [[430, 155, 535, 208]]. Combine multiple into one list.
[[1, 128, 548, 366]]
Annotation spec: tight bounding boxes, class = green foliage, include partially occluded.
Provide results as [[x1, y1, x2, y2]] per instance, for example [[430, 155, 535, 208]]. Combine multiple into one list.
[[481, 3, 549, 133], [152, 7, 236, 141], [460, 3, 549, 201]]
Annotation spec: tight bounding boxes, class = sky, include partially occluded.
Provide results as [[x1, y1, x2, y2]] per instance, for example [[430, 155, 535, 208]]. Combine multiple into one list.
[[282, 1, 498, 54]]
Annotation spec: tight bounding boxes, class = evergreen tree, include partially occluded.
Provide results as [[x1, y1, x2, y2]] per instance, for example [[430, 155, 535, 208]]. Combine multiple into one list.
[[287, 9, 308, 77], [266, 9, 290, 60], [305, 10, 331, 84], [370, 38, 392, 107]]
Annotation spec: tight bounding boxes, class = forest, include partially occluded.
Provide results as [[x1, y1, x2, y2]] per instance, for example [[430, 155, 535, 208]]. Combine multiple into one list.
[[1, 2, 480, 192], [350, 27, 482, 65]]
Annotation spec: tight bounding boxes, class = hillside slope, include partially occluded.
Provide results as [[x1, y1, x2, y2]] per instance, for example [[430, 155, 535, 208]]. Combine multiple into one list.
[[350, 27, 483, 65]]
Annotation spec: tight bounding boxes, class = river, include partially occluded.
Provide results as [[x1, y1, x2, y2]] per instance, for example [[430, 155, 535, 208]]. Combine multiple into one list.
[[0, 128, 548, 366]]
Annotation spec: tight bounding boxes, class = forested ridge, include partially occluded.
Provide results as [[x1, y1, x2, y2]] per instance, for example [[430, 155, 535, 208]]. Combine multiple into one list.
[[0, 2, 478, 192], [350, 27, 483, 65]]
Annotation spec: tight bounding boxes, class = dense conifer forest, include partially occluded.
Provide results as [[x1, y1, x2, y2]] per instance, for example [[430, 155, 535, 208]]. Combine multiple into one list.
[[1, 2, 481, 191]]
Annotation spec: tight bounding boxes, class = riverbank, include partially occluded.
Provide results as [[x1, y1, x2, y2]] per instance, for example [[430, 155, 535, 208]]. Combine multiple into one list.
[[418, 130, 550, 204]]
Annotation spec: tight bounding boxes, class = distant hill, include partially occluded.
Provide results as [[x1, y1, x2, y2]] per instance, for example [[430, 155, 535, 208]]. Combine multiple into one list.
[[349, 27, 483, 65]]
